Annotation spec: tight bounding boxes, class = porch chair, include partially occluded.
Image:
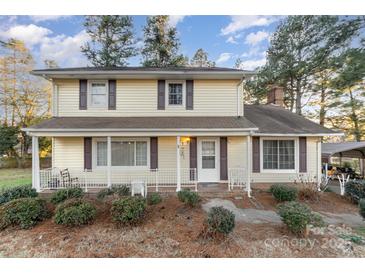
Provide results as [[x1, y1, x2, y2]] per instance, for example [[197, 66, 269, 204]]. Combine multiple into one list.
[[131, 180, 147, 198], [59, 168, 79, 187]]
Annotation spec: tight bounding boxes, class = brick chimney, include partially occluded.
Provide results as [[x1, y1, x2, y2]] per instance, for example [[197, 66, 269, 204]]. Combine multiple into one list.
[[267, 85, 284, 107]]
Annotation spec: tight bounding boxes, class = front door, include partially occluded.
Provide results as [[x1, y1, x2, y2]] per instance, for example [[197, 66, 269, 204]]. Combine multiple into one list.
[[198, 138, 219, 182]]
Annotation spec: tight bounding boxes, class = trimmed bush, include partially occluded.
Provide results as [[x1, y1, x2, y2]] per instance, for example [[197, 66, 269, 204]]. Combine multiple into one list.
[[54, 198, 96, 226], [50, 187, 84, 204], [177, 189, 200, 207], [359, 199, 365, 219], [345, 180, 365, 203], [277, 201, 324, 236], [148, 193, 162, 205], [111, 197, 146, 225], [298, 186, 320, 202], [0, 198, 50, 230], [0, 185, 38, 205], [206, 206, 235, 236], [96, 185, 130, 200], [270, 184, 298, 202]]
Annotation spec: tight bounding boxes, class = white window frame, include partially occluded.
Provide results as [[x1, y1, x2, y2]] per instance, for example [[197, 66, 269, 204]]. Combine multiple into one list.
[[92, 137, 150, 170], [260, 137, 299, 173], [165, 80, 186, 107], [88, 80, 108, 108]]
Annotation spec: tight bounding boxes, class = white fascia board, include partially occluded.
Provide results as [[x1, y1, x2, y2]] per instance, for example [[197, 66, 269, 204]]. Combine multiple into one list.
[[252, 132, 344, 137]]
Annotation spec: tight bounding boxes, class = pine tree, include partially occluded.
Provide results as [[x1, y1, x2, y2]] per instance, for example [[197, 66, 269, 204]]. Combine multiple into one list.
[[81, 15, 137, 67], [141, 16, 187, 67], [190, 48, 215, 67]]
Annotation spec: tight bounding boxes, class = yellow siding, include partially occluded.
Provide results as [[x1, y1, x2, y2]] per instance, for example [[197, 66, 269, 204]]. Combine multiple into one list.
[[53, 137, 84, 169], [227, 136, 247, 169], [55, 79, 239, 117], [157, 137, 189, 169]]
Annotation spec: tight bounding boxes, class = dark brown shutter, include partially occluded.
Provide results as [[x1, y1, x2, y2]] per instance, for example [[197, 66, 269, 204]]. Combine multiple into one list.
[[108, 80, 116, 110], [189, 137, 197, 180], [157, 80, 165, 110], [220, 137, 228, 180], [299, 137, 307, 172], [79, 79, 87, 110], [84, 137, 92, 170], [252, 137, 260, 173], [186, 80, 194, 110], [150, 137, 158, 169]]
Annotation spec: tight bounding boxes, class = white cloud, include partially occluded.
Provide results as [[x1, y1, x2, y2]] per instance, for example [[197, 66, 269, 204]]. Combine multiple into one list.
[[216, 52, 232, 64], [29, 16, 70, 22], [0, 24, 52, 46], [168, 16, 186, 27], [245, 31, 270, 46], [39, 30, 90, 67], [221, 16, 276, 36], [237, 58, 266, 70], [226, 36, 238, 44]]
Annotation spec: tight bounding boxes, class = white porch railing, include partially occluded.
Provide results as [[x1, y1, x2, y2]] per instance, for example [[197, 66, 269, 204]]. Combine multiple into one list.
[[39, 167, 197, 192], [228, 168, 250, 192]]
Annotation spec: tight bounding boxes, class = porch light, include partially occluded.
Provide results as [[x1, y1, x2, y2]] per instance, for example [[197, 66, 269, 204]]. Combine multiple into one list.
[[181, 137, 191, 145]]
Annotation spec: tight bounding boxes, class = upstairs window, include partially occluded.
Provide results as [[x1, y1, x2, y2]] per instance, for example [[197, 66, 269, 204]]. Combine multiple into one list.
[[168, 82, 183, 105], [89, 81, 107, 107], [262, 139, 295, 170]]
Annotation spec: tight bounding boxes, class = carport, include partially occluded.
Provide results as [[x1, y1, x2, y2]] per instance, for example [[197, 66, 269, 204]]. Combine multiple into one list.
[[322, 142, 365, 178]]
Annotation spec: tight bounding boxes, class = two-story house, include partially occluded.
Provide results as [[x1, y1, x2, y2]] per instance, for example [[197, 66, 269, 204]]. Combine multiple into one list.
[[24, 67, 340, 194]]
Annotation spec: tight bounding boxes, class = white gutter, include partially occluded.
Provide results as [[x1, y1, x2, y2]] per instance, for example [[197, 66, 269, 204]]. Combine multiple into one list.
[[251, 133, 344, 137]]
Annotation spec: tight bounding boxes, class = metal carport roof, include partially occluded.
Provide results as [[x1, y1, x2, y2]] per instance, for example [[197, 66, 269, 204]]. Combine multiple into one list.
[[322, 142, 365, 158]]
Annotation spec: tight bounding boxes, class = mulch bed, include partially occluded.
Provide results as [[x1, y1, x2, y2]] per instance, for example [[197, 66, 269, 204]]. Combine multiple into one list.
[[0, 192, 363, 258]]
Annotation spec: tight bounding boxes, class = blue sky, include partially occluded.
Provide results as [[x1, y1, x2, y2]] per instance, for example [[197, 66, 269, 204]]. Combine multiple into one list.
[[0, 15, 282, 69]]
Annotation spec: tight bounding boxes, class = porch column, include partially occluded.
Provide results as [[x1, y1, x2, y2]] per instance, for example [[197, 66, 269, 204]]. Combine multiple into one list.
[[107, 136, 112, 188], [246, 135, 252, 197], [176, 136, 181, 192], [317, 141, 322, 191], [32, 136, 40, 192]]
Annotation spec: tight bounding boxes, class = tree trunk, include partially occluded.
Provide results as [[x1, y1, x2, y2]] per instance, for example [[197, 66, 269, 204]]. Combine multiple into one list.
[[295, 79, 302, 115], [349, 89, 361, 141], [319, 88, 326, 126]]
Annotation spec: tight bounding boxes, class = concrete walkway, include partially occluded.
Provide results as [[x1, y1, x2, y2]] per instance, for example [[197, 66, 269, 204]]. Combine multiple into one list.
[[202, 198, 364, 227]]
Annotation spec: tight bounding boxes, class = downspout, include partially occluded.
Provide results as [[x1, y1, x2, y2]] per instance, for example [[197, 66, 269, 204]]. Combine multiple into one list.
[[236, 77, 245, 117]]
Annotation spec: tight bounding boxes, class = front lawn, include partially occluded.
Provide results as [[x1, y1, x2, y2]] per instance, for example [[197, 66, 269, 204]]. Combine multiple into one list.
[[0, 168, 32, 189]]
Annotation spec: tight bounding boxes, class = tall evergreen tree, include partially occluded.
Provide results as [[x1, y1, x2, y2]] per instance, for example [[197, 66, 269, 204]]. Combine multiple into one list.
[[190, 48, 215, 67], [247, 16, 361, 115], [81, 15, 137, 67], [141, 16, 187, 67]]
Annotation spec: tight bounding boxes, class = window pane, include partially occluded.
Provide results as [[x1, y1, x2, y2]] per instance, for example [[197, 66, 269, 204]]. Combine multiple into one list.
[[202, 156, 215, 169], [263, 140, 278, 169], [202, 141, 215, 156], [136, 141, 147, 166], [279, 140, 295, 169], [111, 142, 122, 166], [91, 83, 107, 107], [97, 142, 107, 166], [120, 141, 135, 166], [168, 83, 183, 105]]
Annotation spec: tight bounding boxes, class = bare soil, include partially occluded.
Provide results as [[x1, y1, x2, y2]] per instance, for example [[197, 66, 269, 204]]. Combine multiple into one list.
[[0, 191, 364, 258]]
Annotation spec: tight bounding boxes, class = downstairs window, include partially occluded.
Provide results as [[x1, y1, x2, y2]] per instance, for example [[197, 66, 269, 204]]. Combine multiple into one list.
[[262, 140, 295, 170]]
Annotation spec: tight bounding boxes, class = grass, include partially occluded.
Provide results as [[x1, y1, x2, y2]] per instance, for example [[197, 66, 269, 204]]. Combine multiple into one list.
[[0, 168, 32, 190]]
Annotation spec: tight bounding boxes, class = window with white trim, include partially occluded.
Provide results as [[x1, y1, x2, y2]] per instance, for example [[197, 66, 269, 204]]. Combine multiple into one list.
[[96, 140, 148, 167], [263, 140, 295, 170], [168, 82, 183, 105], [90, 81, 107, 107]]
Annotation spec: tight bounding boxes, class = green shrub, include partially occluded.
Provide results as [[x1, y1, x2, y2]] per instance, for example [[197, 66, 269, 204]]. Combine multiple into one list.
[[111, 185, 130, 196], [359, 199, 365, 219], [277, 201, 323, 235], [148, 193, 162, 205], [96, 185, 130, 200], [177, 189, 200, 207], [0, 185, 38, 205], [0, 198, 50, 230], [54, 198, 96, 226], [206, 206, 235, 236], [50, 188, 84, 204], [111, 197, 146, 225], [270, 184, 298, 202], [345, 180, 365, 203]]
